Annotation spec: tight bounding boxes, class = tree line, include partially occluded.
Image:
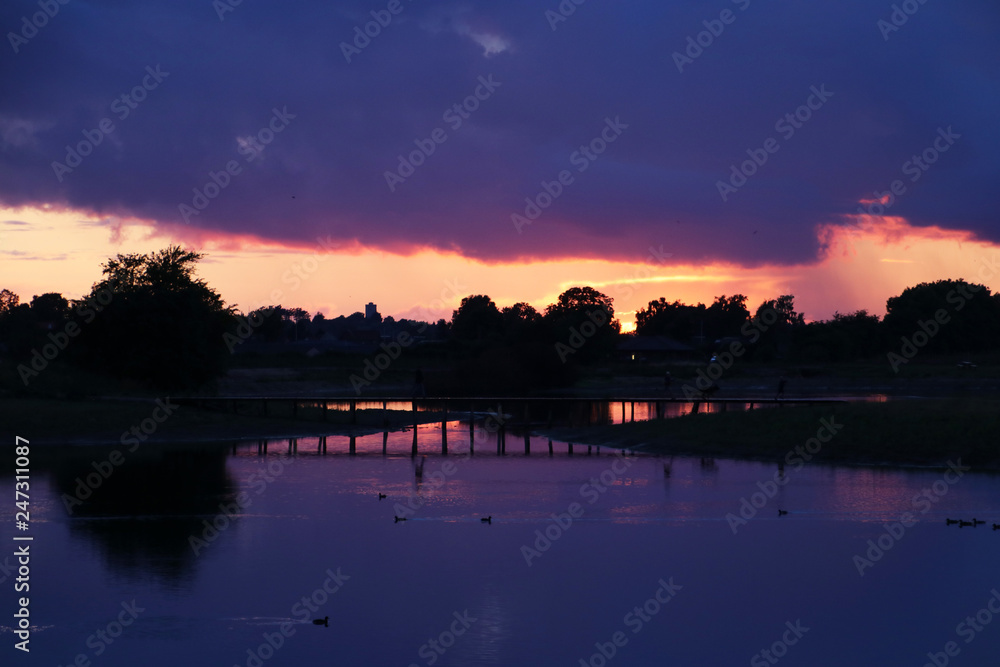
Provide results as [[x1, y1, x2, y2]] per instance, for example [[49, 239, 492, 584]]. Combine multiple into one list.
[[2, 246, 999, 392], [633, 282, 1000, 363]]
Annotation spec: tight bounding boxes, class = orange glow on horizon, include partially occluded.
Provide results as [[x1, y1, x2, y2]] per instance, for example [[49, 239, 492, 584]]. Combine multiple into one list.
[[2, 205, 999, 330]]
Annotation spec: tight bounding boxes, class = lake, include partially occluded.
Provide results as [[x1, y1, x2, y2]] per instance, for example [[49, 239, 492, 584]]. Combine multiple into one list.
[[3, 418, 999, 666]]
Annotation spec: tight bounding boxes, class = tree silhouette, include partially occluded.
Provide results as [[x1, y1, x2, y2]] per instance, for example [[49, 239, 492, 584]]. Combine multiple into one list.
[[544, 286, 616, 321], [501, 302, 542, 343], [884, 280, 1000, 355], [798, 310, 883, 362], [73, 246, 235, 389], [705, 294, 750, 339], [30, 293, 70, 323], [246, 306, 284, 342], [751, 295, 804, 360], [0, 288, 19, 314], [635, 298, 704, 340], [451, 295, 503, 342], [544, 286, 619, 363], [755, 295, 804, 327]]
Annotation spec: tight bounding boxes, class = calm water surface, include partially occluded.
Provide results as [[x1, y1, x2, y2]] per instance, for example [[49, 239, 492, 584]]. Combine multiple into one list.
[[3, 420, 999, 666]]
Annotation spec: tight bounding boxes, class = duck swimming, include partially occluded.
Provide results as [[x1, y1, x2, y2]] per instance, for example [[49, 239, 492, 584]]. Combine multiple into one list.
[[394, 516, 407, 523], [481, 516, 492, 524], [313, 616, 329, 626], [378, 493, 387, 500]]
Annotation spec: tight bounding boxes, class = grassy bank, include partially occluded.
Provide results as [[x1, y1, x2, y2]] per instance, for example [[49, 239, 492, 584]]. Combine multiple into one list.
[[540, 399, 1000, 470]]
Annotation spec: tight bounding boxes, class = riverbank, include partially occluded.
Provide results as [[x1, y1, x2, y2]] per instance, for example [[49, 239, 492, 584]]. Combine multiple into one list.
[[539, 399, 1000, 471]]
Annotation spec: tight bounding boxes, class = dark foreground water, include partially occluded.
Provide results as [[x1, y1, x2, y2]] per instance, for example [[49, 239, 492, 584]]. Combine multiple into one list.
[[3, 421, 999, 666]]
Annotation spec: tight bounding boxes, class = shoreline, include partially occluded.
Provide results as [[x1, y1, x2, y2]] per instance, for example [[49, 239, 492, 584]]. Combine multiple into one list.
[[537, 398, 1000, 472]]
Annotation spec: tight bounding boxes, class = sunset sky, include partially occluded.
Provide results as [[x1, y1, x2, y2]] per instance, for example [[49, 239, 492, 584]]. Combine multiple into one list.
[[2, 1, 998, 330]]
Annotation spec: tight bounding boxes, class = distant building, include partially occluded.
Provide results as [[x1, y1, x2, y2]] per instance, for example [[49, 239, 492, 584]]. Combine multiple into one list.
[[365, 302, 382, 323], [617, 335, 696, 361]]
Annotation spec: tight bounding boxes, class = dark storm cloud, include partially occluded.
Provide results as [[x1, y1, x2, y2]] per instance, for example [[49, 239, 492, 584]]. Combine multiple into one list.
[[0, 0, 997, 265]]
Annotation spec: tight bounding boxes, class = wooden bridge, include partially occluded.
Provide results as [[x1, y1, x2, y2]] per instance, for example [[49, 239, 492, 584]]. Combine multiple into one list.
[[172, 395, 849, 457]]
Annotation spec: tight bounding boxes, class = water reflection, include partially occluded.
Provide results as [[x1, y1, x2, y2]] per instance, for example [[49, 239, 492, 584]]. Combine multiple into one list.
[[49, 444, 236, 586], [3, 417, 999, 666]]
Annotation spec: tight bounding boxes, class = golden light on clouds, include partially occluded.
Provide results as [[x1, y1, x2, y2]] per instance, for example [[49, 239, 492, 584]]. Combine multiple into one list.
[[2, 205, 998, 329]]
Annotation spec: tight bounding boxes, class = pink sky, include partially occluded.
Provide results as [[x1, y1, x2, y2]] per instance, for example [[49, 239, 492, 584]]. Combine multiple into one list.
[[2, 204, 998, 332]]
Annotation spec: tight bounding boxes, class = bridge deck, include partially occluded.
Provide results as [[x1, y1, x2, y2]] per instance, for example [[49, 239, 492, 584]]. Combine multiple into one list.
[[173, 396, 848, 404]]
